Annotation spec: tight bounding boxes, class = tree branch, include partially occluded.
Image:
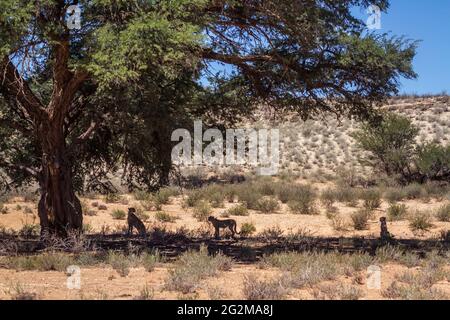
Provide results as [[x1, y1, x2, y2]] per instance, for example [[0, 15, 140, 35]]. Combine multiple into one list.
[[0, 56, 47, 123]]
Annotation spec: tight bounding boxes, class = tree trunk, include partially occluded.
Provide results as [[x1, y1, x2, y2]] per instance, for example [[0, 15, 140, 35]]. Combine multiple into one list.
[[38, 127, 82, 238]]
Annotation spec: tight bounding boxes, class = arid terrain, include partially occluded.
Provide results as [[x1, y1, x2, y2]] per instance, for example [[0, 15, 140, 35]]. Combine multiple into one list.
[[0, 96, 449, 300]]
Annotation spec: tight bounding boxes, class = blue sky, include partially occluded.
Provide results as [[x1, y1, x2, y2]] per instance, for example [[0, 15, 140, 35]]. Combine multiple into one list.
[[356, 0, 450, 94]]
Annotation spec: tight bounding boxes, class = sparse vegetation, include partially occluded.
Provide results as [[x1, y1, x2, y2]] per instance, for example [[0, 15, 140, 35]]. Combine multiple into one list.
[[387, 203, 408, 221], [361, 189, 381, 210], [435, 203, 450, 222], [285, 186, 317, 215], [351, 209, 371, 230], [0, 203, 8, 214], [256, 196, 280, 214], [111, 209, 126, 220], [192, 200, 212, 222], [243, 275, 287, 300], [226, 203, 249, 216], [409, 211, 434, 232], [164, 246, 232, 293], [155, 211, 177, 223], [240, 223, 256, 237]]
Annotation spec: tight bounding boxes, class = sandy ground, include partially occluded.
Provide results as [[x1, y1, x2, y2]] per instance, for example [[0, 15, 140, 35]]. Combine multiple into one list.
[[1, 193, 449, 240], [0, 263, 448, 300], [0, 185, 449, 300]]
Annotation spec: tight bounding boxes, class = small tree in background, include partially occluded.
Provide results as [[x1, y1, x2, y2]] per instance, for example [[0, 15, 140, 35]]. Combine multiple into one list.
[[353, 113, 419, 179], [354, 113, 450, 183]]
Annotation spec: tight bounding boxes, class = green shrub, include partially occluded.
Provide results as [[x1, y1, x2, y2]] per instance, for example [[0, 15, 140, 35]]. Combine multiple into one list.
[[193, 200, 212, 222], [111, 209, 126, 220], [409, 212, 434, 232], [237, 186, 262, 210], [255, 178, 277, 196], [351, 209, 371, 230], [435, 204, 450, 222], [240, 223, 256, 237], [352, 113, 419, 178], [384, 187, 407, 203], [256, 196, 280, 213], [184, 190, 203, 207], [141, 251, 163, 272], [155, 211, 177, 223], [226, 203, 248, 216], [6, 253, 75, 272], [107, 251, 131, 277], [154, 187, 177, 205], [387, 203, 408, 221], [18, 224, 40, 237], [332, 187, 359, 206], [415, 143, 450, 181], [203, 185, 226, 208], [287, 192, 317, 215], [361, 189, 381, 210], [320, 189, 336, 209], [222, 185, 239, 202], [134, 190, 151, 201], [135, 208, 150, 221], [404, 183, 427, 199], [105, 193, 121, 203], [276, 184, 315, 204]]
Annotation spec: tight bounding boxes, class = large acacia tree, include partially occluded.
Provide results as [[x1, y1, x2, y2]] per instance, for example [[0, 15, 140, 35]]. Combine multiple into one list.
[[0, 0, 416, 236]]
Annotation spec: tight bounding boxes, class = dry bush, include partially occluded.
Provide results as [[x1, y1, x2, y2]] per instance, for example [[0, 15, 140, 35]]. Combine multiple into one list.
[[192, 200, 212, 222], [133, 190, 151, 201], [361, 189, 381, 210], [320, 188, 336, 209], [383, 187, 407, 203], [237, 186, 263, 210], [183, 190, 203, 208], [409, 211, 434, 232], [387, 203, 408, 221], [9, 282, 39, 300], [243, 275, 287, 300], [259, 226, 284, 241], [330, 214, 348, 231], [239, 222, 256, 237], [111, 209, 126, 220], [105, 193, 122, 203], [164, 246, 232, 293], [382, 281, 447, 300], [287, 188, 317, 215], [332, 187, 359, 206], [225, 203, 248, 216], [404, 183, 428, 200], [313, 283, 364, 300], [134, 285, 154, 300], [207, 285, 229, 300], [5, 252, 75, 272], [435, 203, 450, 222], [256, 196, 280, 213], [351, 209, 371, 230], [107, 251, 133, 277], [0, 202, 8, 214], [155, 211, 177, 223], [261, 251, 365, 289]]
